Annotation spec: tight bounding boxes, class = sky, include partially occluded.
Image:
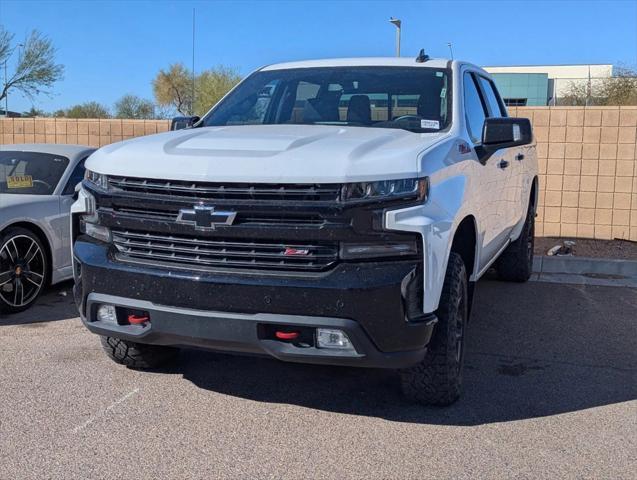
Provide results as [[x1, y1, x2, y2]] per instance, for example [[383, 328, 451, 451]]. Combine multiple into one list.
[[1, 0, 636, 114]]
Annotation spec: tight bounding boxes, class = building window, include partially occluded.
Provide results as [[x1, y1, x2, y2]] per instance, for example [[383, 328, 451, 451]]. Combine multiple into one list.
[[503, 98, 527, 106]]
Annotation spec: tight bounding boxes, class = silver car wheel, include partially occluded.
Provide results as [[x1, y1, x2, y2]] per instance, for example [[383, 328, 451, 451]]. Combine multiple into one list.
[[0, 234, 46, 308]]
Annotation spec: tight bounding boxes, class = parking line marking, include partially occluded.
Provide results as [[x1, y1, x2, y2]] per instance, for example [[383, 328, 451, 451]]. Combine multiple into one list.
[[71, 388, 139, 433]]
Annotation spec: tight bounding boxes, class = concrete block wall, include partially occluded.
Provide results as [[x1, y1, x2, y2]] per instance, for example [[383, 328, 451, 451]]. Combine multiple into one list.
[[0, 118, 170, 147], [508, 106, 637, 241], [1, 107, 636, 241]]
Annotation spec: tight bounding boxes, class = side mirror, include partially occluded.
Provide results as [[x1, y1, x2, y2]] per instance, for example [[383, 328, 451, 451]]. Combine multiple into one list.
[[482, 117, 533, 149], [170, 116, 200, 131]]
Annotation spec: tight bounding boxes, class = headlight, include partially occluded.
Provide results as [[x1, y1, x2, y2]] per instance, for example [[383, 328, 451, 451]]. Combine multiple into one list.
[[340, 177, 429, 203], [84, 169, 109, 190]]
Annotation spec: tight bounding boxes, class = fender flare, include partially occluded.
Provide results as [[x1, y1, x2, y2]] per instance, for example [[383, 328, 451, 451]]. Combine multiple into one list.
[[385, 174, 481, 313]]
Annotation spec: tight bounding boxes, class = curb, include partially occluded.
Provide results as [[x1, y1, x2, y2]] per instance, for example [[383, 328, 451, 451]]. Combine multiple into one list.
[[532, 255, 637, 288], [533, 255, 637, 276]]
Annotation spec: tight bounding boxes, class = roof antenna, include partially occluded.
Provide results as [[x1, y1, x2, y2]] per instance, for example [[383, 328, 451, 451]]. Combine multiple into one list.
[[415, 49, 429, 63]]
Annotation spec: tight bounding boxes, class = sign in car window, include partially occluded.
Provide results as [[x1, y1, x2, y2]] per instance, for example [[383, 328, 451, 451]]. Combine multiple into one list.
[[6, 175, 34, 189]]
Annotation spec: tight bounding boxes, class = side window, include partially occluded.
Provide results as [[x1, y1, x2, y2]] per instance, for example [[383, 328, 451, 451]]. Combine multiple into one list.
[[62, 159, 86, 195], [463, 72, 487, 144], [477, 76, 506, 117]]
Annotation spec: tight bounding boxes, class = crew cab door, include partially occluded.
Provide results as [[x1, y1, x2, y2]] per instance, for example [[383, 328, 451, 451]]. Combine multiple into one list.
[[474, 74, 522, 232], [462, 71, 513, 266]]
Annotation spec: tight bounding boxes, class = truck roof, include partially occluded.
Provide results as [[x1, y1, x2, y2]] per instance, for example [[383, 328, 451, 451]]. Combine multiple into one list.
[[261, 57, 452, 71]]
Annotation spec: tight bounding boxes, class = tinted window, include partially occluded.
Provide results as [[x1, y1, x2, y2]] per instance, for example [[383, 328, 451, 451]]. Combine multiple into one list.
[[0, 151, 69, 195], [62, 159, 87, 195], [478, 76, 505, 117], [202, 67, 451, 133], [463, 73, 487, 144]]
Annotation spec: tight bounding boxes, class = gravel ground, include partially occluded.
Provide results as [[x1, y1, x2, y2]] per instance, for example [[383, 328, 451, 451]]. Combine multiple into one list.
[[1, 280, 636, 479], [535, 237, 637, 260]]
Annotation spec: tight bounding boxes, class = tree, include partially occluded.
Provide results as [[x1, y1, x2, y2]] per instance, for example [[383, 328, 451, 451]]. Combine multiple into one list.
[[557, 66, 637, 106], [557, 80, 589, 106], [596, 67, 637, 106], [21, 106, 48, 117], [152, 63, 193, 115], [152, 63, 241, 116], [64, 101, 111, 118], [0, 27, 64, 104], [194, 66, 241, 116], [114, 94, 155, 119]]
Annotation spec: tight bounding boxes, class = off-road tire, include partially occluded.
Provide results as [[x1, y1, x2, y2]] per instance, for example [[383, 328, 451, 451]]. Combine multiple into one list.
[[496, 204, 535, 283], [100, 336, 178, 369], [400, 252, 468, 406]]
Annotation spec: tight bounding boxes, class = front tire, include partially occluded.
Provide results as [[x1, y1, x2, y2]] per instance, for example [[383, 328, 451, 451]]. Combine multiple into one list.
[[400, 252, 468, 406], [0, 227, 49, 314], [496, 204, 535, 283], [100, 336, 178, 369]]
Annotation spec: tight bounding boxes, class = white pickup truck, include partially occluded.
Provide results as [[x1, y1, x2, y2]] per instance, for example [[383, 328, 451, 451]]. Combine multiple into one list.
[[72, 56, 537, 405]]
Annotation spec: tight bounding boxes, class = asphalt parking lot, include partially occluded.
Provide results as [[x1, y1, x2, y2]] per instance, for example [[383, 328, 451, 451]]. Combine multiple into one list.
[[1, 279, 635, 479]]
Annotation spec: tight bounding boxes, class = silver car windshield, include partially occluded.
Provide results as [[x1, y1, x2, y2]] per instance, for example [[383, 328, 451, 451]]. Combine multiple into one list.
[[201, 66, 451, 133], [0, 151, 69, 195]]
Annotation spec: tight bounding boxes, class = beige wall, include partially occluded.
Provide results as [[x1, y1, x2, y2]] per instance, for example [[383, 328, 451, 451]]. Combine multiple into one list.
[[508, 106, 637, 242], [0, 118, 170, 147], [1, 107, 636, 241]]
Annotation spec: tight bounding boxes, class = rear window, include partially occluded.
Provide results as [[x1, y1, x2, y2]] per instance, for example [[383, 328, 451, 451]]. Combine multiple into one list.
[[0, 151, 69, 195]]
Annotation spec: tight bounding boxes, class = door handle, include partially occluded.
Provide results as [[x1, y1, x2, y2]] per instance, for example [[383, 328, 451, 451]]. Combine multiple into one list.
[[516, 153, 525, 161], [498, 160, 510, 169]]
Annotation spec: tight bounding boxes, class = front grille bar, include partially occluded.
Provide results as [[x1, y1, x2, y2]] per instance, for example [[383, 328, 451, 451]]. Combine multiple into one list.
[[108, 177, 341, 202], [112, 230, 338, 271]]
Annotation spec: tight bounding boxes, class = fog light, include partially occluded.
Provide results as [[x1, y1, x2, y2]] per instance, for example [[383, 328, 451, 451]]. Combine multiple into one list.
[[96, 304, 117, 324], [316, 328, 356, 352], [340, 241, 417, 259], [80, 220, 111, 243]]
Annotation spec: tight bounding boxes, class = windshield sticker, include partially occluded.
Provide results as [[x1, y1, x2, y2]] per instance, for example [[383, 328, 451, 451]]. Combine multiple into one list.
[[436, 71, 443, 77], [421, 119, 440, 130], [440, 87, 447, 98], [7, 175, 33, 189]]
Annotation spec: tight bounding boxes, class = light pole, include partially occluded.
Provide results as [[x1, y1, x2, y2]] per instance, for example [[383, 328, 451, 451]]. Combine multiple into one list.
[[3, 43, 24, 117], [447, 42, 454, 60], [389, 18, 401, 57]]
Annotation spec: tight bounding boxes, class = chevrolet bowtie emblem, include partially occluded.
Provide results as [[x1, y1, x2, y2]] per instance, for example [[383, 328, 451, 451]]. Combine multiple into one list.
[[176, 205, 237, 230]]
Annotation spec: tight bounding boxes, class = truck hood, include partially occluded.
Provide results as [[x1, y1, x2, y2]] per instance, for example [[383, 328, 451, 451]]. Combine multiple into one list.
[[87, 125, 448, 183]]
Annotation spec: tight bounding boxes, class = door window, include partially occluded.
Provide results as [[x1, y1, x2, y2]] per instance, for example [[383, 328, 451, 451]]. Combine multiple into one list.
[[463, 72, 487, 144], [477, 76, 506, 117]]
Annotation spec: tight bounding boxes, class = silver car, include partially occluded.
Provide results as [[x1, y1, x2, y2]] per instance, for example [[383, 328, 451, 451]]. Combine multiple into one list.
[[0, 144, 95, 313]]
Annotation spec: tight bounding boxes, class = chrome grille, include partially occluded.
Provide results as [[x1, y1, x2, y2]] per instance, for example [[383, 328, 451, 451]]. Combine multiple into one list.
[[112, 230, 338, 271], [109, 207, 335, 227], [108, 177, 341, 202]]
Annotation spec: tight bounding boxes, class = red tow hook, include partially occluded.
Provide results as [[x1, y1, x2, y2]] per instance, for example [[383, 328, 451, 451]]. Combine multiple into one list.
[[275, 331, 300, 341], [128, 314, 150, 325]]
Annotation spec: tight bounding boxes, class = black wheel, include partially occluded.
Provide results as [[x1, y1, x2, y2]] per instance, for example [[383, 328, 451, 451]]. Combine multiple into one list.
[[0, 227, 48, 314], [100, 336, 178, 369], [400, 252, 468, 406], [496, 204, 535, 283]]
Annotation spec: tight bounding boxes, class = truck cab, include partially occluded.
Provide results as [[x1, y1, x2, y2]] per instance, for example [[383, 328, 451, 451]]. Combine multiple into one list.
[[72, 57, 537, 405]]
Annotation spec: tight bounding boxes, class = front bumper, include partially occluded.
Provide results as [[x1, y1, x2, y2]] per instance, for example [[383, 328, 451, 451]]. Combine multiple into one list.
[[74, 238, 436, 368]]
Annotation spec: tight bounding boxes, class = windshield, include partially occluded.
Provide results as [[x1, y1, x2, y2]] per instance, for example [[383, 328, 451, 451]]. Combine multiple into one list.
[[202, 66, 451, 133], [0, 151, 69, 195]]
